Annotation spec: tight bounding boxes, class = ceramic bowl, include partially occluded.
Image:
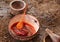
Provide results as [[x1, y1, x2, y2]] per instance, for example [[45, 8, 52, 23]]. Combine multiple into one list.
[[8, 14, 39, 40]]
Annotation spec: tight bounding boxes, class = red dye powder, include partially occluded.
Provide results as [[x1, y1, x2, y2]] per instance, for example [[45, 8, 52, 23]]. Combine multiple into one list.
[[11, 22, 36, 36]]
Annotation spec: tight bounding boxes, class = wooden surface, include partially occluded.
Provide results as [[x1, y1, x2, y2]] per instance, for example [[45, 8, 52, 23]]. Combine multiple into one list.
[[0, 0, 60, 42]]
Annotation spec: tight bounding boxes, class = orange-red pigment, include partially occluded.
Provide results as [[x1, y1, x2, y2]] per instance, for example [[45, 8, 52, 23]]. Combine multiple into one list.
[[11, 22, 36, 36]]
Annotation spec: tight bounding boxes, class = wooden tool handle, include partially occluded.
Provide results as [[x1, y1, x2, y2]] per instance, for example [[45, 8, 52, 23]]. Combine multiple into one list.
[[16, 4, 28, 30]]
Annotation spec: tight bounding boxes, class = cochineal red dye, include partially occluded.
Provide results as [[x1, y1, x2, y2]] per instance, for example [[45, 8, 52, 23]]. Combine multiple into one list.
[[11, 22, 36, 36]]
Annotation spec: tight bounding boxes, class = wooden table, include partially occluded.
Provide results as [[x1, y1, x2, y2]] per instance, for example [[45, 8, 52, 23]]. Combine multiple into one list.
[[0, 0, 60, 42]]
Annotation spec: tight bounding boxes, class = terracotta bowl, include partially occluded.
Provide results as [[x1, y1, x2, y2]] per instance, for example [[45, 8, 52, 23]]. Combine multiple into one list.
[[8, 14, 39, 40]]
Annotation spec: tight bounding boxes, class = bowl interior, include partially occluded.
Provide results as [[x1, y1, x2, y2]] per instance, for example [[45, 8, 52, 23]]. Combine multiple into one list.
[[12, 1, 24, 9]]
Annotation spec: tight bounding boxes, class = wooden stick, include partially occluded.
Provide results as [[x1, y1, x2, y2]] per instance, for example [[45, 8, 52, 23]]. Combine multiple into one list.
[[16, 5, 28, 30]]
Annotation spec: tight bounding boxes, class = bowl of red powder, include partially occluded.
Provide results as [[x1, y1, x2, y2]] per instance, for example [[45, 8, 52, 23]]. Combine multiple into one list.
[[8, 14, 39, 40]]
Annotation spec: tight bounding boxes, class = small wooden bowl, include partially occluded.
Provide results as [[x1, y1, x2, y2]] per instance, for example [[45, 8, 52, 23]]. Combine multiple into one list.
[[8, 14, 39, 41]]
